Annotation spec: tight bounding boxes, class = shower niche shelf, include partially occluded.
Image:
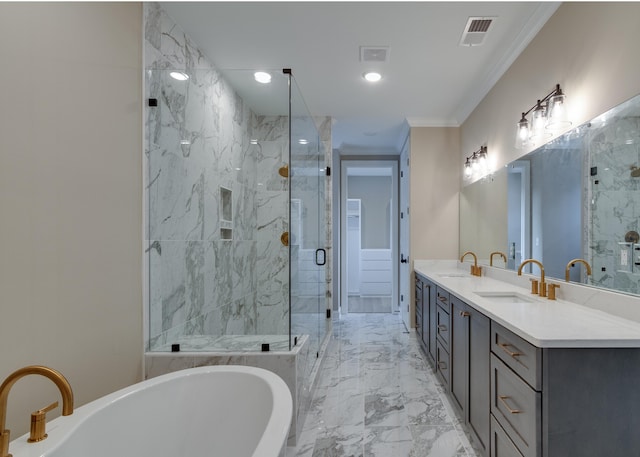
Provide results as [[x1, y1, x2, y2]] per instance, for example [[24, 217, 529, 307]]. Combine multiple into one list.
[[220, 186, 233, 240]]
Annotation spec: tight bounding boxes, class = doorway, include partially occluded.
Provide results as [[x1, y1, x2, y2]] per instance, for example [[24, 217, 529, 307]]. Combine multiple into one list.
[[340, 159, 399, 313]]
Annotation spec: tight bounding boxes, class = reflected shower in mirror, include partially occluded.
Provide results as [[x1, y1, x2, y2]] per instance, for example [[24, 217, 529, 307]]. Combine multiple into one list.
[[460, 93, 640, 296]]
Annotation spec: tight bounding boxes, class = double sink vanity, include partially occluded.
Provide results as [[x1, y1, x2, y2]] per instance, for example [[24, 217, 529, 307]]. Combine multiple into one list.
[[414, 258, 640, 457]]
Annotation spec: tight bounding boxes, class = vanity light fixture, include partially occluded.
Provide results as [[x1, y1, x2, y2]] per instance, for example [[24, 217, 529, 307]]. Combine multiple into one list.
[[254, 71, 272, 84], [363, 71, 382, 82], [464, 145, 488, 178], [515, 84, 571, 149], [169, 71, 189, 81]]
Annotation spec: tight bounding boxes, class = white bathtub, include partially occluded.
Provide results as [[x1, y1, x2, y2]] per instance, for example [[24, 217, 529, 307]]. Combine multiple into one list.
[[8, 366, 292, 457]]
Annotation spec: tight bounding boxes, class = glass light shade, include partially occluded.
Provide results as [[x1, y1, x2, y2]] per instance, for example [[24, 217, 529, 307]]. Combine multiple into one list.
[[515, 117, 529, 149], [546, 93, 571, 130], [464, 159, 472, 177], [530, 104, 552, 144], [477, 147, 487, 167]]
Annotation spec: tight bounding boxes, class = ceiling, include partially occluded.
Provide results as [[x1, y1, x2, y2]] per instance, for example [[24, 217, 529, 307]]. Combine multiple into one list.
[[162, 2, 560, 154]]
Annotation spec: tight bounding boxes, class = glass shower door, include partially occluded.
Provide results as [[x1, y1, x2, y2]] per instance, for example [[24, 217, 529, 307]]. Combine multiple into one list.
[[289, 74, 326, 362]]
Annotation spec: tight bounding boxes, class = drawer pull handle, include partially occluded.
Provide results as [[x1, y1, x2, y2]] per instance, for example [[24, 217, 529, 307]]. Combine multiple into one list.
[[438, 296, 447, 302], [438, 361, 447, 370], [499, 342, 523, 358], [499, 395, 522, 414], [438, 324, 447, 332], [460, 311, 471, 317]]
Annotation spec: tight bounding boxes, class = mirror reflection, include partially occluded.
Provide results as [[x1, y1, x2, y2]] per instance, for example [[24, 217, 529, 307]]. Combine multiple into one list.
[[460, 93, 640, 296]]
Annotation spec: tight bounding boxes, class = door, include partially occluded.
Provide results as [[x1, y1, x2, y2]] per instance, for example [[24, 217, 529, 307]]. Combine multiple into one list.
[[400, 137, 410, 324]]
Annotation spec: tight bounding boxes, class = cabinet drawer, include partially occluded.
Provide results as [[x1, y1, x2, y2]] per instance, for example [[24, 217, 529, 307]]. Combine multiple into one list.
[[436, 303, 450, 351], [436, 286, 449, 308], [491, 322, 542, 390], [436, 342, 450, 388], [491, 354, 541, 457], [490, 415, 524, 457]]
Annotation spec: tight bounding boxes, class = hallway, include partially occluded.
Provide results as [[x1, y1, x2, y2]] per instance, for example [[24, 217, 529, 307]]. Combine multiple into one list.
[[288, 313, 481, 456]]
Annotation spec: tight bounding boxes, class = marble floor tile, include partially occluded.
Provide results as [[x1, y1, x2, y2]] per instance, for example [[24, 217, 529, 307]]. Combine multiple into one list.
[[287, 311, 480, 457]]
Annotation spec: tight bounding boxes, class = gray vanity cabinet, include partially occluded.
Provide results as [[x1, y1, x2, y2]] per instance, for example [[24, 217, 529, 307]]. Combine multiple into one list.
[[426, 279, 437, 363], [451, 295, 491, 455], [415, 275, 423, 341], [415, 273, 437, 363], [490, 322, 640, 457], [435, 287, 451, 387]]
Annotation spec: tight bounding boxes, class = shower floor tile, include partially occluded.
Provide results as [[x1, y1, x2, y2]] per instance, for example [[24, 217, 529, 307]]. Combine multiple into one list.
[[286, 312, 481, 457]]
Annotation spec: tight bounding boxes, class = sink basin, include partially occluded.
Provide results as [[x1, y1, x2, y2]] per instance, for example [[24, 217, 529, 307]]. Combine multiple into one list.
[[474, 291, 535, 304]]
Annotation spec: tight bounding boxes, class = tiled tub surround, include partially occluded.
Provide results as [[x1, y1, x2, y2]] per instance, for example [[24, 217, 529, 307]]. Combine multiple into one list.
[[415, 259, 640, 457], [146, 333, 330, 446]]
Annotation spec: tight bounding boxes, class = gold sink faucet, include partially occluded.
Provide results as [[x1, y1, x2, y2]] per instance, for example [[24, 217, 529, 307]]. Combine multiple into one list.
[[490, 251, 507, 267], [518, 259, 547, 297], [460, 251, 481, 276], [565, 258, 592, 282], [0, 366, 74, 457]]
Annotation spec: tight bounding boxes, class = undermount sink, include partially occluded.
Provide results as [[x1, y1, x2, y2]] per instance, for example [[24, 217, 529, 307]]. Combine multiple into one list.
[[474, 291, 535, 304]]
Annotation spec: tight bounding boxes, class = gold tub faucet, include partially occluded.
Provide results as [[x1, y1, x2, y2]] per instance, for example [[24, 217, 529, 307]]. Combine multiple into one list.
[[0, 366, 74, 457], [565, 259, 592, 282], [490, 251, 507, 267], [460, 251, 481, 276], [518, 259, 547, 297]]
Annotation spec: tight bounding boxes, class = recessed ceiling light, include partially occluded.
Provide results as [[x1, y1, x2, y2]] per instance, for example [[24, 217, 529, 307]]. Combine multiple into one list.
[[170, 71, 189, 81], [363, 72, 382, 82], [254, 71, 272, 84]]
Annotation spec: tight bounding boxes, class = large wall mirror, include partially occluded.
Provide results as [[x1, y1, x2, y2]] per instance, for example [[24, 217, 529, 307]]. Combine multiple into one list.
[[460, 93, 640, 296]]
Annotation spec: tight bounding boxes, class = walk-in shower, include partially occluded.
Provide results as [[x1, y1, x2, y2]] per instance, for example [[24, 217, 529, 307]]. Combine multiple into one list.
[[145, 67, 327, 356], [143, 6, 331, 443]]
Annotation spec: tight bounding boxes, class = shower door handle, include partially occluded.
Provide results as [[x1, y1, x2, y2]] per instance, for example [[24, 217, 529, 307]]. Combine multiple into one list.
[[315, 248, 326, 266]]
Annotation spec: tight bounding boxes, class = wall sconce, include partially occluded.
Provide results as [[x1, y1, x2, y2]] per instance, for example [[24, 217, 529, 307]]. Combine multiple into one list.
[[464, 145, 488, 178], [515, 84, 571, 149]]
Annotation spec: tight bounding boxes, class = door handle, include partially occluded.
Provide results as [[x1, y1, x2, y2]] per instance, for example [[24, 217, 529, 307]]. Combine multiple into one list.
[[315, 248, 326, 266], [400, 254, 408, 264]]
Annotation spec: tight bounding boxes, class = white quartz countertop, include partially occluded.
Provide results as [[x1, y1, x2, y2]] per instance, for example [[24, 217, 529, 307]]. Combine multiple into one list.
[[414, 261, 640, 348]]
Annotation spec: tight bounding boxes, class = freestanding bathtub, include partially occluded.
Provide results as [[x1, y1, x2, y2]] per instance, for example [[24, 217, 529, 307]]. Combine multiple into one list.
[[8, 366, 292, 457]]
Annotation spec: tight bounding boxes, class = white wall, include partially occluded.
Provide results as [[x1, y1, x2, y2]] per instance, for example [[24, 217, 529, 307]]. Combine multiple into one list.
[[409, 127, 460, 326], [461, 3, 640, 176], [347, 176, 392, 249], [0, 3, 143, 436]]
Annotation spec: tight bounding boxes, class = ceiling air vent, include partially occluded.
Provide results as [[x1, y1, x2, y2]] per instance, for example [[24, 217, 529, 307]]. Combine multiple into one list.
[[459, 17, 496, 47], [360, 46, 390, 63]]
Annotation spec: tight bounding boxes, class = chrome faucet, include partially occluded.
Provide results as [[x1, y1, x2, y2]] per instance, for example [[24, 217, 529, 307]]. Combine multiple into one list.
[[565, 258, 592, 282], [518, 259, 547, 297], [0, 366, 74, 457], [490, 251, 507, 267], [460, 251, 481, 276]]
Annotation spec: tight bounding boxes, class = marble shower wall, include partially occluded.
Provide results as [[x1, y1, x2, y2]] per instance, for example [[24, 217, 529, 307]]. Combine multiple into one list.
[[587, 116, 640, 294], [145, 3, 287, 348], [144, 3, 333, 350]]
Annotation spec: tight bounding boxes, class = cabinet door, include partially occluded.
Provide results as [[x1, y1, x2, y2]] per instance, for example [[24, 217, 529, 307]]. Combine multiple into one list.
[[422, 280, 432, 350], [469, 306, 490, 454], [450, 296, 468, 414], [428, 282, 437, 362], [415, 275, 423, 338]]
